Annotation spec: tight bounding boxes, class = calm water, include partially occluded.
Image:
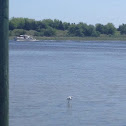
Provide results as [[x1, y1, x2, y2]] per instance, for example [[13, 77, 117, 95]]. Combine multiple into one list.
[[9, 40, 126, 126]]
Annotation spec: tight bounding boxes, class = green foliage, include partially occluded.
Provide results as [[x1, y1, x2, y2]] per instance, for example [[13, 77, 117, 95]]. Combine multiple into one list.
[[35, 21, 47, 31], [91, 31, 100, 37], [68, 24, 83, 37], [96, 23, 116, 35], [43, 27, 56, 36], [42, 19, 54, 28], [53, 19, 64, 30], [25, 30, 38, 36], [9, 29, 26, 36], [104, 23, 116, 35], [96, 24, 105, 34], [85, 25, 95, 36], [9, 17, 24, 30], [63, 22, 70, 30], [9, 17, 120, 37], [55, 30, 68, 37], [68, 23, 100, 37], [118, 24, 126, 34]]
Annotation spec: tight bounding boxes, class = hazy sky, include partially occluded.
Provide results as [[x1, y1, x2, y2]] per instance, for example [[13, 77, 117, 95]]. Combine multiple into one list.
[[10, 0, 126, 27]]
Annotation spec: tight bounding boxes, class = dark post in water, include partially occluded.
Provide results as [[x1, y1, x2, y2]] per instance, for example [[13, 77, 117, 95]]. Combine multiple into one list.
[[0, 0, 9, 126]]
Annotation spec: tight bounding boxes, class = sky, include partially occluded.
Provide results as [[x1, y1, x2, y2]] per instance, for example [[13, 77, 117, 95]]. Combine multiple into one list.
[[10, 0, 126, 27]]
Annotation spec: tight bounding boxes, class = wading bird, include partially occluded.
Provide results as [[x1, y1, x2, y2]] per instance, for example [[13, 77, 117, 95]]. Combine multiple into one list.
[[67, 96, 72, 100]]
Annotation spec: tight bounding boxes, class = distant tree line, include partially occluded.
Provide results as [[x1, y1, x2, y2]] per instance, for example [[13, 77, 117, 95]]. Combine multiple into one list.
[[9, 17, 126, 37]]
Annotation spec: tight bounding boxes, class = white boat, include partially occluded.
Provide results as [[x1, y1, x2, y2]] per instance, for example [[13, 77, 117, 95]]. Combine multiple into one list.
[[14, 35, 39, 42]]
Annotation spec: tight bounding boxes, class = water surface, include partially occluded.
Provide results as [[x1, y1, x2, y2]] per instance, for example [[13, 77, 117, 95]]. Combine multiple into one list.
[[9, 40, 126, 126]]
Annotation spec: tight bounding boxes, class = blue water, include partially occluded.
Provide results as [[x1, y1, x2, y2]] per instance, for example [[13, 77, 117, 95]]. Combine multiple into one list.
[[9, 40, 126, 126]]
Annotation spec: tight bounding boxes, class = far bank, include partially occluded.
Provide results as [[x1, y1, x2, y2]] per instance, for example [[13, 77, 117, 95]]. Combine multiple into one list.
[[9, 35, 126, 41]]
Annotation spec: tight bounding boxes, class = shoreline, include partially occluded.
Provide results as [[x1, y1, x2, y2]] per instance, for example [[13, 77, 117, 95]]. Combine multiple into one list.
[[9, 36, 126, 41]]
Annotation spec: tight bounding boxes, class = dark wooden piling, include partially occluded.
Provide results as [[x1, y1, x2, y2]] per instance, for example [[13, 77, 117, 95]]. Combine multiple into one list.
[[0, 0, 9, 126]]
